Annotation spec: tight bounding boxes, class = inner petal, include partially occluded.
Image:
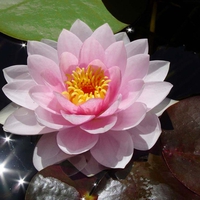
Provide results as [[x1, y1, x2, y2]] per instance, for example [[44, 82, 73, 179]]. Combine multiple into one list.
[[62, 65, 110, 105]]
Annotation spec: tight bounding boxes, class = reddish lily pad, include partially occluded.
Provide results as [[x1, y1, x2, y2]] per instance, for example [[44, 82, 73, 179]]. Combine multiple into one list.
[[25, 153, 200, 199], [161, 96, 200, 195]]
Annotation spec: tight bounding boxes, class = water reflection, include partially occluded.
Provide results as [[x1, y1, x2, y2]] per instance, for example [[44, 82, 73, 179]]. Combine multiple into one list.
[[0, 33, 37, 200]]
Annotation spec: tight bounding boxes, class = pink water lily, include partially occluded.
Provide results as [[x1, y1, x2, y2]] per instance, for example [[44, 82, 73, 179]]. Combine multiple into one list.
[[1, 19, 173, 176]]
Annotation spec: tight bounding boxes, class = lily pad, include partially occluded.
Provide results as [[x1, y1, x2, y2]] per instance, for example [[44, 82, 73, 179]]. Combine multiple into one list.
[[161, 96, 200, 195], [0, 0, 127, 41], [25, 153, 200, 199]]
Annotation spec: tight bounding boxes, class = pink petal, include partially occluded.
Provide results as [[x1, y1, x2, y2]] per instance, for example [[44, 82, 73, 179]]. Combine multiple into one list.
[[90, 130, 133, 168], [35, 106, 74, 130], [105, 41, 127, 75], [78, 98, 104, 115], [57, 127, 99, 154], [92, 23, 115, 49], [61, 111, 95, 125], [27, 55, 61, 85], [151, 98, 178, 116], [119, 79, 144, 110], [122, 54, 149, 83], [80, 153, 107, 176], [41, 39, 57, 49], [33, 132, 72, 171], [103, 66, 121, 106], [57, 29, 82, 59], [129, 112, 161, 150], [88, 59, 107, 71], [30, 85, 62, 114], [70, 19, 93, 42], [99, 95, 121, 117], [2, 80, 37, 110], [3, 107, 54, 135], [68, 152, 107, 176], [3, 65, 31, 83], [112, 102, 147, 130], [144, 60, 170, 82], [27, 41, 58, 64], [59, 52, 78, 81], [41, 70, 64, 92], [125, 39, 148, 58], [80, 115, 117, 134], [0, 103, 20, 125], [79, 37, 105, 68], [136, 81, 173, 110], [54, 92, 79, 114], [114, 32, 130, 44], [68, 155, 87, 173]]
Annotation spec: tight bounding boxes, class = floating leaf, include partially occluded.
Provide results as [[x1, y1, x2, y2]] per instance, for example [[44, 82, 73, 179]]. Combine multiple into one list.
[[25, 153, 200, 199], [161, 96, 200, 195], [0, 0, 126, 41]]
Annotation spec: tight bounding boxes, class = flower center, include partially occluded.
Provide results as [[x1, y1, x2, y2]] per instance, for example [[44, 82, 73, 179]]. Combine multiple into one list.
[[62, 66, 110, 105]]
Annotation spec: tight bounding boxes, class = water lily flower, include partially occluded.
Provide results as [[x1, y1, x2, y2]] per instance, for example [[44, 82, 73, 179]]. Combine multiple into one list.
[[1, 19, 173, 176]]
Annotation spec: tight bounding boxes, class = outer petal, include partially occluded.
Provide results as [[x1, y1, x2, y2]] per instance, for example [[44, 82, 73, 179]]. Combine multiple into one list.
[[79, 37, 105, 68], [0, 103, 20, 125], [112, 102, 147, 130], [114, 32, 130, 44], [70, 19, 93, 42], [90, 130, 133, 168], [129, 112, 161, 150], [91, 23, 115, 49], [3, 65, 31, 83], [136, 81, 173, 110], [68, 152, 107, 177], [41, 39, 57, 49], [144, 60, 170, 82], [68, 155, 88, 174], [28, 55, 61, 85], [3, 107, 54, 135], [80, 153, 107, 177], [99, 95, 121, 117], [2, 80, 37, 110], [151, 98, 178, 116], [57, 127, 99, 155], [35, 106, 74, 130], [122, 54, 149, 83], [119, 79, 144, 110], [27, 41, 58, 64], [81, 115, 117, 134], [41, 70, 64, 92], [61, 111, 95, 125], [33, 132, 72, 171], [57, 29, 82, 59], [105, 41, 127, 75], [30, 85, 62, 114], [125, 39, 148, 58]]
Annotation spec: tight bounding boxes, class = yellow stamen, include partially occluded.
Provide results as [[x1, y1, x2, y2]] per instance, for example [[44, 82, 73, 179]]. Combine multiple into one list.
[[62, 66, 111, 105]]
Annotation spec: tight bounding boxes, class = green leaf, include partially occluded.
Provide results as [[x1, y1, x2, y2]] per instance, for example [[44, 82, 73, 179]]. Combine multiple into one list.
[[161, 96, 200, 195], [0, 0, 127, 41]]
